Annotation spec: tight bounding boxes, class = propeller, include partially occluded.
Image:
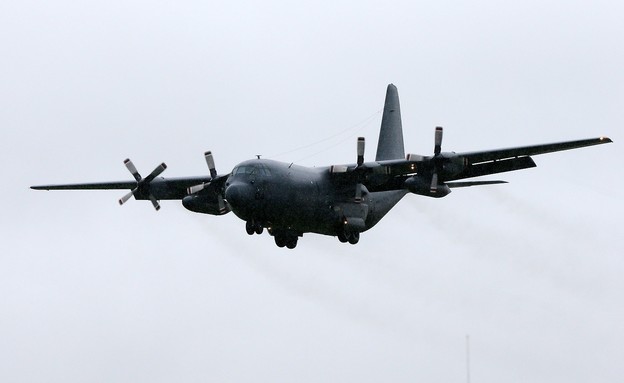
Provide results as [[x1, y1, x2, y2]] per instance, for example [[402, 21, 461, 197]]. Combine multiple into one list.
[[118, 159, 167, 210], [186, 151, 227, 213], [187, 151, 217, 194], [355, 137, 365, 202], [430, 126, 443, 193]]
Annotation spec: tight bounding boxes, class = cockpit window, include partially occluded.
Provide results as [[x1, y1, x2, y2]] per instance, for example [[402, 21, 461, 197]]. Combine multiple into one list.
[[232, 164, 271, 176]]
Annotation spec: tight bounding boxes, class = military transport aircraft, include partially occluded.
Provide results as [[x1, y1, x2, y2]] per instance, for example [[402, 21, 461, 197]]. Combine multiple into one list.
[[32, 84, 612, 249]]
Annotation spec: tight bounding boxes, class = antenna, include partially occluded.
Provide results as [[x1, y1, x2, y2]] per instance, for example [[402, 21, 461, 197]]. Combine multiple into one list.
[[466, 335, 471, 383]]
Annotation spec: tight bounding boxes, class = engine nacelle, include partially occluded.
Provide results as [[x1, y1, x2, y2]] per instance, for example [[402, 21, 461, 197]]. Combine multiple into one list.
[[182, 195, 229, 215], [404, 175, 451, 198]]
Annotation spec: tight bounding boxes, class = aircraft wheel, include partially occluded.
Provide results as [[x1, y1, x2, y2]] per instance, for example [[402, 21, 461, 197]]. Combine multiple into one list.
[[337, 232, 348, 243], [245, 221, 255, 235], [286, 238, 297, 249], [255, 225, 264, 235], [274, 236, 287, 248], [347, 232, 360, 245]]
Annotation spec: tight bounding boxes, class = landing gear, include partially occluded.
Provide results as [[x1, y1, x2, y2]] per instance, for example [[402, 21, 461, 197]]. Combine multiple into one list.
[[245, 220, 264, 235], [347, 231, 359, 244], [273, 231, 299, 249], [337, 232, 348, 243], [337, 229, 360, 245]]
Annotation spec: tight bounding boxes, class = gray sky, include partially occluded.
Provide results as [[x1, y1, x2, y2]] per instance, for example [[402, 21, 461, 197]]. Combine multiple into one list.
[[1, 1, 622, 382]]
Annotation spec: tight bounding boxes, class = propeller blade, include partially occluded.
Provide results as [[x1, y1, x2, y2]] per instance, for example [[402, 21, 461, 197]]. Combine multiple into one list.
[[434, 126, 443, 156], [204, 151, 217, 178], [118, 189, 135, 205], [149, 195, 161, 211], [357, 137, 365, 166], [187, 183, 206, 195], [124, 159, 142, 182], [217, 194, 227, 213], [430, 172, 438, 193], [143, 163, 167, 184]]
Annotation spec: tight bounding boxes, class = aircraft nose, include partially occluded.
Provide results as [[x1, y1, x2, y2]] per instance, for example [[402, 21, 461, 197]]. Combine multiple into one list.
[[224, 182, 254, 215]]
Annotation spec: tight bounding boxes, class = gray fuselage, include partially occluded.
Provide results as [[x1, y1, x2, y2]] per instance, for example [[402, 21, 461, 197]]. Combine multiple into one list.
[[224, 159, 405, 237]]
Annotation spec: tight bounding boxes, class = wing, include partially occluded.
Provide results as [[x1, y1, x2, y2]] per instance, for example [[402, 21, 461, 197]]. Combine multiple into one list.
[[31, 176, 213, 200], [32, 153, 231, 213], [32, 181, 138, 191], [329, 136, 612, 193], [447, 136, 612, 181], [458, 137, 612, 164]]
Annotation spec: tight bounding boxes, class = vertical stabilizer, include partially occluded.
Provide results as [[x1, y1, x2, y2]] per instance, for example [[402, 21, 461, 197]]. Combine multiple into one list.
[[375, 84, 405, 161]]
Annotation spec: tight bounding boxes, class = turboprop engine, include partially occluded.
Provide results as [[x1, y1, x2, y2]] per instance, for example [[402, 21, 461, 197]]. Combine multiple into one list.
[[404, 127, 468, 196], [183, 151, 230, 215]]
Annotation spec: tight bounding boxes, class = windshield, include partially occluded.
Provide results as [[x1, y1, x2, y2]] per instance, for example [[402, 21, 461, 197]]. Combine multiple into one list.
[[232, 164, 271, 176]]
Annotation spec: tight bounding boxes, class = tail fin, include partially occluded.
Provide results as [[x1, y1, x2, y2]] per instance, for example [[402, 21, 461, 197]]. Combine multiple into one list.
[[375, 84, 405, 161]]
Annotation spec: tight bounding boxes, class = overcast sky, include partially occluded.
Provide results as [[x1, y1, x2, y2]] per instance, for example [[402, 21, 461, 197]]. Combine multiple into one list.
[[1, 1, 622, 382]]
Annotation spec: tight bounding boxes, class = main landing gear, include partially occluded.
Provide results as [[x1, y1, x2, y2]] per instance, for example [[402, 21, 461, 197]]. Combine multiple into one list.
[[245, 220, 263, 235], [245, 220, 299, 249], [274, 233, 298, 249], [337, 229, 360, 245]]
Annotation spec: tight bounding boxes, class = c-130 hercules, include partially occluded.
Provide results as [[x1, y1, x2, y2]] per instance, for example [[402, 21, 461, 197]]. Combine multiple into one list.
[[32, 84, 612, 249]]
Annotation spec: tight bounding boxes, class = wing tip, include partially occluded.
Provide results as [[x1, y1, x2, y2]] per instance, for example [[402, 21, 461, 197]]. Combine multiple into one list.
[[599, 136, 613, 143]]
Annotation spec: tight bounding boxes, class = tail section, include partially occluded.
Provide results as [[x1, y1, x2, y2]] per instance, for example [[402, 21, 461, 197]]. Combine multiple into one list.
[[375, 84, 405, 161], [366, 84, 408, 231]]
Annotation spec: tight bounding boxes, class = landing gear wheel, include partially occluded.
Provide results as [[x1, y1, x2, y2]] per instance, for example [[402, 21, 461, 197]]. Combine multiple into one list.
[[246, 220, 264, 235], [245, 221, 255, 235], [275, 236, 287, 248], [274, 232, 298, 249], [286, 238, 298, 249], [347, 231, 360, 245], [337, 232, 348, 243]]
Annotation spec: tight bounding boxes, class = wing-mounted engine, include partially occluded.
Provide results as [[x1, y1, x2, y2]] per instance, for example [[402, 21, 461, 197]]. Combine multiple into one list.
[[329, 136, 373, 202], [403, 127, 468, 197], [330, 136, 402, 198], [411, 127, 467, 192], [182, 151, 230, 215], [118, 159, 168, 210]]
